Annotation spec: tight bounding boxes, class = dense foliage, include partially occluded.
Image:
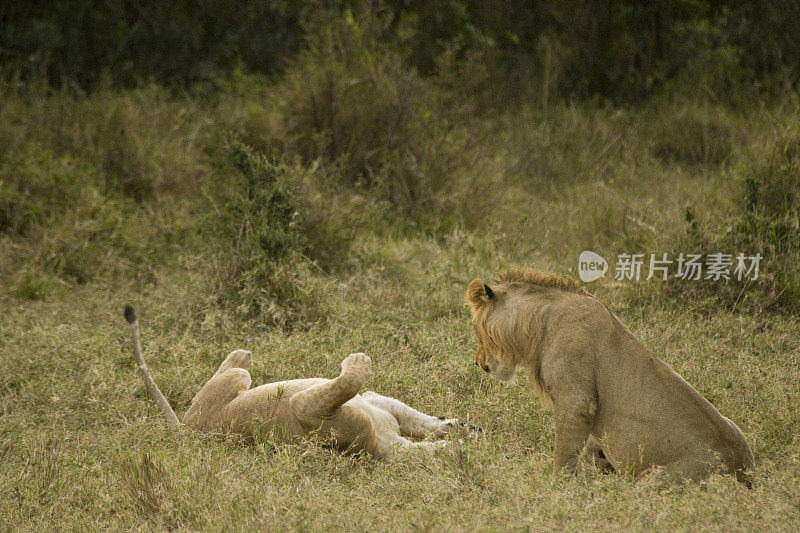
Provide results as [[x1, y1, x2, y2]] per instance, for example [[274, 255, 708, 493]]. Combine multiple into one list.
[[3, 1, 799, 100]]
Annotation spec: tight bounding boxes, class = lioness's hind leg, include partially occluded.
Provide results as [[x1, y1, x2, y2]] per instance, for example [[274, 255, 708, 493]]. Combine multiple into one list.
[[214, 349, 252, 378], [290, 353, 372, 427], [182, 368, 252, 429], [361, 391, 482, 438]]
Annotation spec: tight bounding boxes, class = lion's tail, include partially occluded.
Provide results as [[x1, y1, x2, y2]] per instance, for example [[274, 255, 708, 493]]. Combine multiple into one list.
[[735, 441, 756, 489], [124, 305, 181, 426], [725, 417, 755, 489]]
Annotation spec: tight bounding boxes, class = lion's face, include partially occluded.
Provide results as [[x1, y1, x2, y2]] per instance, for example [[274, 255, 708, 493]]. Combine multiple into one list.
[[467, 279, 517, 383], [473, 324, 517, 383], [479, 348, 516, 382]]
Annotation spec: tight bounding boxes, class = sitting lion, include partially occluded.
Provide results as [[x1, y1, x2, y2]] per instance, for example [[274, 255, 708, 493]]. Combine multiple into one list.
[[465, 267, 754, 485], [124, 306, 478, 459]]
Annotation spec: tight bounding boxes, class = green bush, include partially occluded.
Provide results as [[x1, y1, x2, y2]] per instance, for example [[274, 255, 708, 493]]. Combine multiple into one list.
[[0, 82, 211, 209], [666, 133, 800, 313], [1, 0, 306, 90], [0, 83, 207, 297], [292, 161, 388, 270], [269, 9, 470, 224], [206, 141, 331, 328], [0, 144, 94, 235], [729, 136, 800, 311]]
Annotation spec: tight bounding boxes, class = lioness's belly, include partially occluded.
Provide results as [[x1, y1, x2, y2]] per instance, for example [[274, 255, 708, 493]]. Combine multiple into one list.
[[218, 379, 391, 451], [221, 378, 330, 439]]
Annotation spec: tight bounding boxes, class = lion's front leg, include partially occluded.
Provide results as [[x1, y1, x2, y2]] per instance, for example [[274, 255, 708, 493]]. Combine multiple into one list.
[[289, 353, 372, 428], [361, 392, 482, 438], [550, 388, 596, 473], [542, 355, 597, 473], [585, 436, 614, 472], [553, 410, 592, 473]]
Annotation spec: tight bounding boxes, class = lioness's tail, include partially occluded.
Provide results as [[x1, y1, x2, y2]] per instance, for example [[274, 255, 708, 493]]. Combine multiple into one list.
[[124, 305, 181, 426]]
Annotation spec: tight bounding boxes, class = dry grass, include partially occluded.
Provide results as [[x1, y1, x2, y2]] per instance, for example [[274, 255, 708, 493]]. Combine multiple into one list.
[[1, 236, 798, 530], [1, 79, 799, 530]]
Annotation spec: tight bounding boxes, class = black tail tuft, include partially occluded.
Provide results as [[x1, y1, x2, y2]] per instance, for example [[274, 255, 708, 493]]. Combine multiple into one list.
[[124, 304, 137, 324]]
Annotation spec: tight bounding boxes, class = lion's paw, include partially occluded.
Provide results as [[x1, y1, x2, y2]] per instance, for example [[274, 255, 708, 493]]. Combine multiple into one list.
[[341, 352, 372, 380], [436, 417, 483, 438]]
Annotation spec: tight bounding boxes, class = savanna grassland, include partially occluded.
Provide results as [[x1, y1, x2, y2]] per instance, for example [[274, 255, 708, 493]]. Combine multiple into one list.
[[2, 4, 800, 531]]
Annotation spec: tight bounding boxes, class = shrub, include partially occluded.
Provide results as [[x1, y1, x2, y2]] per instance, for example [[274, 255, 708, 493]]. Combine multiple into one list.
[[727, 136, 800, 311], [206, 141, 331, 328], [648, 103, 739, 167], [0, 83, 205, 297], [268, 8, 471, 225], [665, 132, 800, 313], [1, 0, 306, 90], [0, 143, 94, 235]]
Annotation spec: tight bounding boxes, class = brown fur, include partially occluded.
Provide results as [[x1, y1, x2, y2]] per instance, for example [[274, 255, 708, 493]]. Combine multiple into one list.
[[125, 306, 481, 460], [465, 267, 755, 485], [178, 351, 479, 459]]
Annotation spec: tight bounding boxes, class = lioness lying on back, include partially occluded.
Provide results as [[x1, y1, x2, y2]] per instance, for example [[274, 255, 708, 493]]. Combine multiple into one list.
[[465, 267, 754, 485], [125, 306, 478, 459]]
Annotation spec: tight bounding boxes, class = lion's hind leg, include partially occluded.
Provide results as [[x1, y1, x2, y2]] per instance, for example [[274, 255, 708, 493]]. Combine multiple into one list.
[[327, 403, 443, 460], [361, 391, 481, 439], [585, 436, 615, 473], [289, 353, 373, 428]]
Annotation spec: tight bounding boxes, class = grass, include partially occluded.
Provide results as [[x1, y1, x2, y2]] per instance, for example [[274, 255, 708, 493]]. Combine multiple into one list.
[[1, 245, 799, 530], [1, 68, 799, 529]]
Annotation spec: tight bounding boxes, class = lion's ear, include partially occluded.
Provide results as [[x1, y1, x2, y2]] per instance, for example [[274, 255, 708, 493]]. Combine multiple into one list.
[[466, 278, 495, 310]]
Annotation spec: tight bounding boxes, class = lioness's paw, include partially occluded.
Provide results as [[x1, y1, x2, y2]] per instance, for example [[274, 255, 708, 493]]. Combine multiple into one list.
[[219, 349, 252, 373], [436, 417, 483, 438], [341, 352, 372, 380]]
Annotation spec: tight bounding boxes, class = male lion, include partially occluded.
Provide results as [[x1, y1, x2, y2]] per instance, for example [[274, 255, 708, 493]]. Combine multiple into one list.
[[125, 305, 478, 459], [465, 267, 754, 485]]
